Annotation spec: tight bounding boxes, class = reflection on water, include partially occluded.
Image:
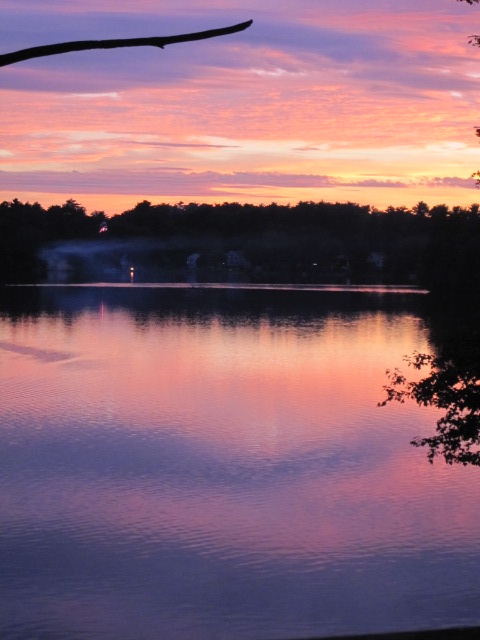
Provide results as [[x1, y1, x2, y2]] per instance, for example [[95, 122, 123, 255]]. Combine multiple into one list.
[[1, 285, 479, 640]]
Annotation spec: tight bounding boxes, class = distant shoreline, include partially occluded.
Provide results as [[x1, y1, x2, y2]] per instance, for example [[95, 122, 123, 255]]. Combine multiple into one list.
[[4, 281, 429, 294], [297, 627, 480, 640]]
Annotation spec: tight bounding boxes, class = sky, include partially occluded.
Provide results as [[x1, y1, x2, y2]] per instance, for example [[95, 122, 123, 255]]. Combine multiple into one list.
[[2, 0, 480, 215]]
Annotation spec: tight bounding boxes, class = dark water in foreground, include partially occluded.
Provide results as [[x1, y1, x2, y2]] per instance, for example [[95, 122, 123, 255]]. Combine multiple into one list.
[[1, 284, 479, 640]]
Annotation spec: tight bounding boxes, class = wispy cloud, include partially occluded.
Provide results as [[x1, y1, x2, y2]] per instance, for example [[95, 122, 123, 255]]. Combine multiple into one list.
[[1, 168, 474, 197], [1, 0, 480, 212]]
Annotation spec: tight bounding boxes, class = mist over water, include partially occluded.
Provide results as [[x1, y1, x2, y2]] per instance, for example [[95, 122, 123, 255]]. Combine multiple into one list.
[[39, 238, 172, 282]]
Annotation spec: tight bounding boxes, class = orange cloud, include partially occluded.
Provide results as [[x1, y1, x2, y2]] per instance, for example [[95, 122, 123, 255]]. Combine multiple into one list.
[[1, 1, 480, 212]]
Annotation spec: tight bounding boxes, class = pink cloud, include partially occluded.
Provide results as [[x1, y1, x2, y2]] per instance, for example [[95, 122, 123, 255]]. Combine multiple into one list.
[[2, 0, 480, 211]]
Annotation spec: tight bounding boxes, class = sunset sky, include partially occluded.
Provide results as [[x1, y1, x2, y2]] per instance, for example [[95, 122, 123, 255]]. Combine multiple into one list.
[[2, 0, 480, 215]]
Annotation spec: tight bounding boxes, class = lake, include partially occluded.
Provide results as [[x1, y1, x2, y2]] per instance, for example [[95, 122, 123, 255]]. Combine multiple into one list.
[[1, 284, 479, 640]]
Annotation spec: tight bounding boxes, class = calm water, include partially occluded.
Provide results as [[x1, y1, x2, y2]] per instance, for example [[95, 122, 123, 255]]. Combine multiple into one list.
[[1, 284, 479, 640]]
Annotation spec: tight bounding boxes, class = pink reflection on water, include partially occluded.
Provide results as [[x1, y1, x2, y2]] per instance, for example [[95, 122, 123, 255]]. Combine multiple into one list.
[[1, 308, 430, 452], [1, 303, 478, 566], [1, 453, 478, 563]]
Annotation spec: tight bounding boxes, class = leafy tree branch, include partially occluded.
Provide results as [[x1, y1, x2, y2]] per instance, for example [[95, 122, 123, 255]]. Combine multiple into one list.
[[379, 346, 480, 465]]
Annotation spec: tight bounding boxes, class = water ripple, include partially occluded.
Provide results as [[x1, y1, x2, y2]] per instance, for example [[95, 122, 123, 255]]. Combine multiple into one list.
[[0, 339, 75, 363]]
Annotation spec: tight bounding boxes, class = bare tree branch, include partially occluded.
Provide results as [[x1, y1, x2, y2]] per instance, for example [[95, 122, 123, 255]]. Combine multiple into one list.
[[0, 20, 253, 68]]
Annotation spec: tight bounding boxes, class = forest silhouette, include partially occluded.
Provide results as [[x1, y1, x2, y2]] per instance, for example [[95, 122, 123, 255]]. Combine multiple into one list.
[[2, 197, 480, 297]]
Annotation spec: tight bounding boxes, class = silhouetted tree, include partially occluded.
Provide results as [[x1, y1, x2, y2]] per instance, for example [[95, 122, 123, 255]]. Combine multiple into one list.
[[47, 199, 90, 239], [0, 199, 47, 281], [413, 201, 429, 218], [456, 0, 480, 183], [380, 302, 480, 466]]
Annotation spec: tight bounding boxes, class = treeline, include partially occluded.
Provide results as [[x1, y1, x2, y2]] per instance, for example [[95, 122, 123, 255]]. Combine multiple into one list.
[[1, 197, 480, 297]]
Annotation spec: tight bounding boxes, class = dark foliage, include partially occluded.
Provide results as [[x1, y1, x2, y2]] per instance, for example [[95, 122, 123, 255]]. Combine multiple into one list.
[[380, 352, 480, 465], [2, 197, 480, 292], [380, 303, 480, 466], [456, 0, 480, 182]]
